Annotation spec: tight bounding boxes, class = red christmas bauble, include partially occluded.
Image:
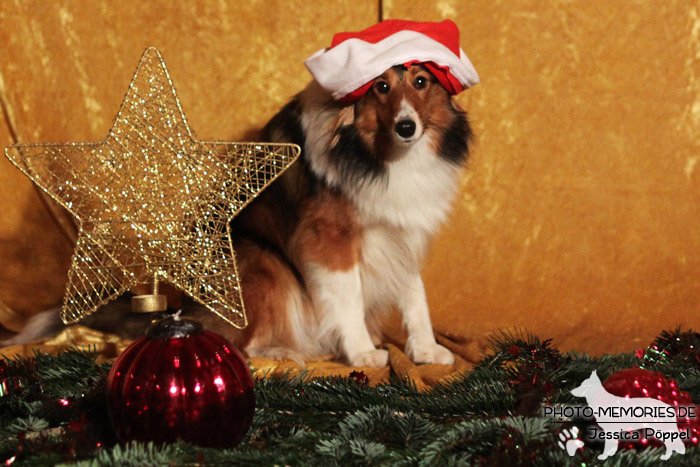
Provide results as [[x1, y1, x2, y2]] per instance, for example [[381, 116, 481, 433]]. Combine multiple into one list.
[[107, 315, 255, 448], [603, 368, 700, 447]]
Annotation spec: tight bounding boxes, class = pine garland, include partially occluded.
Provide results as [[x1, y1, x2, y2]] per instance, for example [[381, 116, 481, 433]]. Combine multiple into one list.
[[2, 330, 700, 466]]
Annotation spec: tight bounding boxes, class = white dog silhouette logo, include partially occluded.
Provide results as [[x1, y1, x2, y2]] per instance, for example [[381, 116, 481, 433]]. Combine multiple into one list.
[[571, 370, 686, 460]]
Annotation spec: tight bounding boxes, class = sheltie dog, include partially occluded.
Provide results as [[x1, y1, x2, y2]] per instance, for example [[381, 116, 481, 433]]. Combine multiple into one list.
[[222, 63, 473, 367]]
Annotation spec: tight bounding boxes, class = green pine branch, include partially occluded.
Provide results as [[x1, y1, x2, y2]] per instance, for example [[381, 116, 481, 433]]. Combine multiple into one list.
[[2, 329, 700, 465]]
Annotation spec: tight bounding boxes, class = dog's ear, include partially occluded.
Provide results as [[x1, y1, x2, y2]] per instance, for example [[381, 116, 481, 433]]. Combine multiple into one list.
[[450, 97, 465, 113], [329, 105, 355, 149]]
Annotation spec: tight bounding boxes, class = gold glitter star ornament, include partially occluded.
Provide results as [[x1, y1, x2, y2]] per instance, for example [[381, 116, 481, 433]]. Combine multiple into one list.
[[5, 47, 300, 328]]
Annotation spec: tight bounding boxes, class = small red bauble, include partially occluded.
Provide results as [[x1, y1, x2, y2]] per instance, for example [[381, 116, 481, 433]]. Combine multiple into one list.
[[107, 315, 255, 448], [603, 368, 700, 447]]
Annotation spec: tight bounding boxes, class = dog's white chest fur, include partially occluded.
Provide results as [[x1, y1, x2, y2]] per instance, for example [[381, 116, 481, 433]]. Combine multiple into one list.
[[351, 137, 461, 310], [350, 137, 460, 231]]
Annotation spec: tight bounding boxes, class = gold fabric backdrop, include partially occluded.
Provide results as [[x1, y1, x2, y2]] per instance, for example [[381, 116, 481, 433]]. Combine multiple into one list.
[[1, 1, 699, 355]]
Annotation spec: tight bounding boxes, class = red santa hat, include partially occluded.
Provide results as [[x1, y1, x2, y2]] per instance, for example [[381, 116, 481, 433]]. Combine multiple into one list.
[[305, 19, 479, 102]]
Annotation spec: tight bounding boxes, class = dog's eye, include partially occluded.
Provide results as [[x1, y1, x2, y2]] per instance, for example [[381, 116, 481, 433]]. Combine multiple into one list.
[[375, 81, 390, 94], [414, 76, 427, 90]]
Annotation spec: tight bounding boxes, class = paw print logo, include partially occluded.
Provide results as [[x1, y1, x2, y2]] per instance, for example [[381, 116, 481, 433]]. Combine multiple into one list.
[[558, 426, 585, 456]]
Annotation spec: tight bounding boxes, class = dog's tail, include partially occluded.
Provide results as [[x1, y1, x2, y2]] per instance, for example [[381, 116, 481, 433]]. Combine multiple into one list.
[[1, 296, 154, 348]]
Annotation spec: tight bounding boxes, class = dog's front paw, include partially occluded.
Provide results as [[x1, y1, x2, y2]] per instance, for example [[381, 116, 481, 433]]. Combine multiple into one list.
[[406, 340, 455, 365], [349, 349, 389, 367]]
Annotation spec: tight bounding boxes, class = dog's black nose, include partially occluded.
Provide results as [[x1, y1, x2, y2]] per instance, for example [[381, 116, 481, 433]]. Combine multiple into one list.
[[395, 120, 416, 138]]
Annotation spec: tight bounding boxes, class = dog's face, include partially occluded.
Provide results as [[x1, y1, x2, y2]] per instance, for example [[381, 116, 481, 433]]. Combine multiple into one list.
[[327, 64, 470, 182], [352, 64, 456, 157], [571, 370, 602, 398]]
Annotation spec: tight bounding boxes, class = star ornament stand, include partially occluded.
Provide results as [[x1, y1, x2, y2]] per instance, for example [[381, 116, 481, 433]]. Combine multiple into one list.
[[131, 273, 168, 313], [5, 46, 300, 327]]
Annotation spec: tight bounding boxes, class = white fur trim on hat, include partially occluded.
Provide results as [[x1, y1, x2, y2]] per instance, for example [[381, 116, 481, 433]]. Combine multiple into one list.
[[305, 30, 479, 100]]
